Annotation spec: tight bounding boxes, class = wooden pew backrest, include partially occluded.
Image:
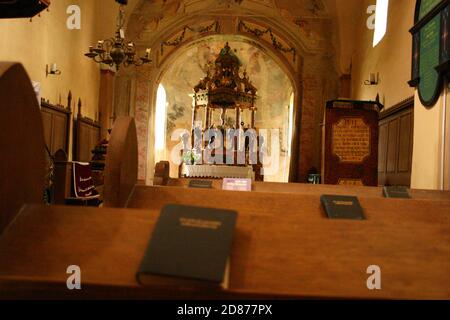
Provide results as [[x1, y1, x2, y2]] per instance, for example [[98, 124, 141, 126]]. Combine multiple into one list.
[[154, 161, 170, 186], [152, 163, 450, 201], [0, 201, 449, 299], [103, 117, 138, 208], [0, 62, 45, 234]]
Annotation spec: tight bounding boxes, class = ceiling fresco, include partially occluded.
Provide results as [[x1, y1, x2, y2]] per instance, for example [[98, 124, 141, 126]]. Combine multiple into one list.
[[127, 0, 329, 40]]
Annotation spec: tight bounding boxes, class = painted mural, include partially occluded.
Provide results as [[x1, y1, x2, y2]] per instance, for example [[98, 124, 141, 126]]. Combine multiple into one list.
[[159, 38, 294, 182]]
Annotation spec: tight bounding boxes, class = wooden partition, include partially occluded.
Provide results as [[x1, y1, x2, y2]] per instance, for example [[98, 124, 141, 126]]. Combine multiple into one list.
[[378, 97, 414, 186], [73, 99, 101, 162], [0, 62, 45, 234], [103, 116, 138, 208], [154, 161, 450, 201], [40, 93, 72, 156]]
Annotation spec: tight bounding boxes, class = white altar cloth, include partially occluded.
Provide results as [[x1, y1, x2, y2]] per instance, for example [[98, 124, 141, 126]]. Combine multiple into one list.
[[182, 164, 254, 179]]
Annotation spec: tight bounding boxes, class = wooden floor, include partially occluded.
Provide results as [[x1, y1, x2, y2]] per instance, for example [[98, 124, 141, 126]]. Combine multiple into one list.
[[0, 187, 449, 299]]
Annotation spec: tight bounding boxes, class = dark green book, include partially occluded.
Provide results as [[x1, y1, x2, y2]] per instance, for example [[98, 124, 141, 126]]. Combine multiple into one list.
[[188, 180, 213, 189], [137, 204, 237, 289], [320, 195, 366, 220], [383, 186, 411, 199]]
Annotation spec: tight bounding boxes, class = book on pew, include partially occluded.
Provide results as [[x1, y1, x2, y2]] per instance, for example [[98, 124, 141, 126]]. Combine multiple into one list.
[[136, 204, 237, 290], [383, 186, 411, 199], [320, 195, 366, 220], [188, 179, 213, 189]]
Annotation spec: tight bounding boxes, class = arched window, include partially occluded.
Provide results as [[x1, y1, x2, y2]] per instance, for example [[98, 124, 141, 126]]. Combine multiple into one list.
[[154, 84, 167, 162], [287, 92, 294, 159], [373, 0, 389, 47]]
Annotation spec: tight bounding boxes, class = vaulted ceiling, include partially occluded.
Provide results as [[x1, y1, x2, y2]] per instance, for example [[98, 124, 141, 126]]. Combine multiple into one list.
[[126, 0, 331, 36], [121, 0, 365, 74]]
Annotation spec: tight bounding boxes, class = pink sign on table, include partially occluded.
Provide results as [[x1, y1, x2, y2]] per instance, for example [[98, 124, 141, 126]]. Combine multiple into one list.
[[222, 178, 252, 192]]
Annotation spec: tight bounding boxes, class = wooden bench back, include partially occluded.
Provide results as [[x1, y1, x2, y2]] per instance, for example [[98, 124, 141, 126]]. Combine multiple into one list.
[[0, 62, 45, 234], [103, 117, 138, 207], [0, 200, 449, 299], [153, 166, 450, 201]]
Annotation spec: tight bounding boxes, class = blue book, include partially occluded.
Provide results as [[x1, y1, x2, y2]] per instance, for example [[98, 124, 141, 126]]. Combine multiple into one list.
[[137, 204, 237, 289]]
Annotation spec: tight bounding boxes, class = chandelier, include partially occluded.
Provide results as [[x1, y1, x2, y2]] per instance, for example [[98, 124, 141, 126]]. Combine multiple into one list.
[[84, 3, 151, 70]]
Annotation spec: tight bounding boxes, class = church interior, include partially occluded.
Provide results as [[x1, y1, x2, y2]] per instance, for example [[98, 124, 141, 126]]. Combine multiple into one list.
[[0, 0, 449, 300]]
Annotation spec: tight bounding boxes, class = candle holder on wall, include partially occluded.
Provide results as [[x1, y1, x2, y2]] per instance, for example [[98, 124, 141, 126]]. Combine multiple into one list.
[[46, 64, 61, 77], [364, 73, 379, 85]]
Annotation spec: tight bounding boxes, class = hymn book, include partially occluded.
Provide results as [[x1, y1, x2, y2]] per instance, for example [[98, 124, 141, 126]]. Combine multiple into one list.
[[136, 204, 237, 290], [188, 180, 213, 189], [320, 195, 366, 220], [383, 186, 411, 199]]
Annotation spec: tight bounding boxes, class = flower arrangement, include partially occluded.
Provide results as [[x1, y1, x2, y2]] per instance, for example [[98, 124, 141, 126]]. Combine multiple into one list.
[[182, 149, 201, 165]]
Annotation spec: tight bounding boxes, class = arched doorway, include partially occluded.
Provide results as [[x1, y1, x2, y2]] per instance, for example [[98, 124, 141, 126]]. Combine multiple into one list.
[[154, 36, 295, 182]]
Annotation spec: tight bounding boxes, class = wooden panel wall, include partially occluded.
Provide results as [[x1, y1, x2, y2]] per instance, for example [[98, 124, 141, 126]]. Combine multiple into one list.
[[75, 120, 101, 162], [378, 97, 414, 186], [73, 99, 101, 162], [40, 98, 71, 155]]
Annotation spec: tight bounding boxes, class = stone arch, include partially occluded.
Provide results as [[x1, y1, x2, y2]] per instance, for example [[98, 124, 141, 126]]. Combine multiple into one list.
[[122, 3, 338, 183], [138, 34, 302, 183]]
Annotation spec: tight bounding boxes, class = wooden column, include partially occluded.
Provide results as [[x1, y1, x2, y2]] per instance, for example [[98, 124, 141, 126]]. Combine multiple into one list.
[[205, 105, 210, 128], [98, 69, 115, 138], [235, 107, 240, 129], [220, 107, 226, 126], [191, 106, 197, 130], [209, 108, 213, 127], [251, 108, 256, 128]]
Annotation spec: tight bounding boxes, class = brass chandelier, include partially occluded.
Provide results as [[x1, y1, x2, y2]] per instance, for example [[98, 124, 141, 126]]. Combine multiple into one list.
[[84, 3, 151, 70]]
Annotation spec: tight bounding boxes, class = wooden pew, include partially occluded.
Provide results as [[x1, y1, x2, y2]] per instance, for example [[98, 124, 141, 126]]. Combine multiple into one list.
[[0, 200, 449, 299], [154, 161, 450, 201], [103, 116, 138, 208], [0, 62, 45, 234]]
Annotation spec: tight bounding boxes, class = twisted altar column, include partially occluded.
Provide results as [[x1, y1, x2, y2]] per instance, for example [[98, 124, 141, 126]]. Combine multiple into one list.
[[235, 107, 241, 129], [251, 107, 256, 128]]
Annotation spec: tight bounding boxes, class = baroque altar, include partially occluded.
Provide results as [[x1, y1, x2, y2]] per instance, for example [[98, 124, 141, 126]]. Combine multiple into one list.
[[180, 43, 264, 180]]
